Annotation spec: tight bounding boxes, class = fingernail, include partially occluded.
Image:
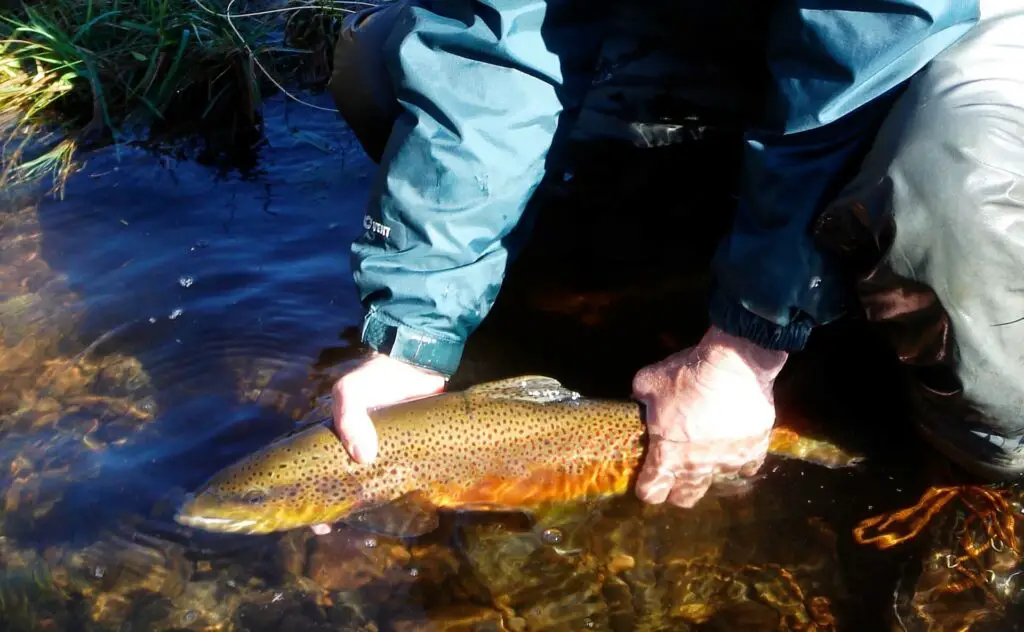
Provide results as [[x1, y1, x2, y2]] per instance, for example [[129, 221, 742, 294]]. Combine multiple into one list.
[[350, 443, 364, 464]]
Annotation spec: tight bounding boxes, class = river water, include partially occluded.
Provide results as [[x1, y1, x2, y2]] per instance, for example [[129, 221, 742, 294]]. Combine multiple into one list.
[[0, 76, 1021, 632]]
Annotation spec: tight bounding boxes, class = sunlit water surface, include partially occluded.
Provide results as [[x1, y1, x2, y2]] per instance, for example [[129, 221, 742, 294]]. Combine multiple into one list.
[[0, 89, 1022, 632]]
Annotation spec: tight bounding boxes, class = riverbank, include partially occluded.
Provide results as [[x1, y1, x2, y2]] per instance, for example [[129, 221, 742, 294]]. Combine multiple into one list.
[[0, 0, 351, 195]]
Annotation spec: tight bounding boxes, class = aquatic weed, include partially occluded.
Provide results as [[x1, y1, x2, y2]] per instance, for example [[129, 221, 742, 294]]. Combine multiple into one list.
[[0, 0, 361, 196]]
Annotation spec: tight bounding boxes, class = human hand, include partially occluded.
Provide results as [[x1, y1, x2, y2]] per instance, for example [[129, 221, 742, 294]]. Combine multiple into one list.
[[631, 325, 788, 509], [312, 352, 446, 535]]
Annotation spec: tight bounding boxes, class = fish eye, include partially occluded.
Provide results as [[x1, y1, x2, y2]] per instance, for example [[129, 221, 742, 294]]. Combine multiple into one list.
[[241, 490, 267, 505]]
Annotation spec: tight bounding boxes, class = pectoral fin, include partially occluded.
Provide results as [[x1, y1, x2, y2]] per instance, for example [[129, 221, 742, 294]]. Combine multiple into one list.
[[343, 491, 441, 538]]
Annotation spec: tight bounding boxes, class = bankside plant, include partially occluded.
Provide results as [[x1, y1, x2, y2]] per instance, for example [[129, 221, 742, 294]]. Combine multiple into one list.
[[0, 0, 281, 194]]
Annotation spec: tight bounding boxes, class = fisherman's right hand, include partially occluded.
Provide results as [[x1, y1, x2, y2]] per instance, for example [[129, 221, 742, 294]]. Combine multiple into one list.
[[313, 354, 446, 535], [631, 325, 787, 509]]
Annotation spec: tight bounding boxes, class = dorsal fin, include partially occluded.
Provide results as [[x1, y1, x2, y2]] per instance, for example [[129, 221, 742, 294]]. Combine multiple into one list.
[[464, 376, 580, 404]]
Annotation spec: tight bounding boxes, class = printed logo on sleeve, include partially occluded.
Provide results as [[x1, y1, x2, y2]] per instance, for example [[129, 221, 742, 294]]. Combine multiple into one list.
[[363, 215, 392, 239]]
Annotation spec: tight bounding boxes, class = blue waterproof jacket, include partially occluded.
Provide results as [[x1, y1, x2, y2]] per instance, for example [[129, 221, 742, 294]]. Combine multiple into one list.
[[351, 0, 980, 377]]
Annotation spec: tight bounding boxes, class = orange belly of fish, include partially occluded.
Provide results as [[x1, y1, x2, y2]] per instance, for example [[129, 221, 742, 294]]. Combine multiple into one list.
[[430, 457, 639, 512]]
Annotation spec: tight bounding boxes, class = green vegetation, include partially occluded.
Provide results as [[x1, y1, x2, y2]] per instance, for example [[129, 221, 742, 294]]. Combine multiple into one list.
[[0, 0, 351, 195]]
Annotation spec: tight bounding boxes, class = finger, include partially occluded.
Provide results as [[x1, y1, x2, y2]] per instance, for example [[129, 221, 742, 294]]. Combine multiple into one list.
[[635, 464, 675, 505], [637, 437, 706, 505], [706, 476, 756, 500], [311, 524, 332, 535], [708, 435, 770, 477], [713, 451, 758, 478], [633, 346, 698, 396], [631, 361, 673, 401], [666, 474, 714, 508], [332, 388, 379, 464], [723, 435, 770, 478], [631, 367, 658, 400], [635, 440, 678, 505]]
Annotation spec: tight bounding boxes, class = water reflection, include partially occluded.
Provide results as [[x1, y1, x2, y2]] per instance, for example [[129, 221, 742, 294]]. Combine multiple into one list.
[[0, 90, 1021, 631]]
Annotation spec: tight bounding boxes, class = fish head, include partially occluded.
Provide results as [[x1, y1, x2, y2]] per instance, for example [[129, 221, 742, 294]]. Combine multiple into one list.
[[175, 423, 364, 534]]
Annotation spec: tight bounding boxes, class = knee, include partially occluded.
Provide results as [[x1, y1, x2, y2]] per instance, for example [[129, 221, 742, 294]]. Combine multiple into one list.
[[833, 9, 1024, 297], [821, 11, 1024, 475], [883, 14, 1024, 318], [329, 2, 405, 161], [836, 10, 1024, 232]]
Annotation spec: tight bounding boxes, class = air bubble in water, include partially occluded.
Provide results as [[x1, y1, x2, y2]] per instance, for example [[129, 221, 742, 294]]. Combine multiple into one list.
[[178, 276, 194, 288], [541, 528, 563, 545]]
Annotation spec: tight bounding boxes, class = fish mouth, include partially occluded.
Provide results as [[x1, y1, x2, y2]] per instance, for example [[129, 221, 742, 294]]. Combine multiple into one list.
[[174, 493, 269, 534], [173, 511, 262, 533]]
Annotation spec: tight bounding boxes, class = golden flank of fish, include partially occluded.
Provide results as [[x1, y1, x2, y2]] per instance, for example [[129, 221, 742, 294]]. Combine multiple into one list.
[[175, 376, 864, 536]]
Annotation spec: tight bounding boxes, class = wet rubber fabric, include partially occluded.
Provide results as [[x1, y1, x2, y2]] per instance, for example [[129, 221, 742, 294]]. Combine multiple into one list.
[[329, 0, 979, 378], [814, 2, 1024, 478]]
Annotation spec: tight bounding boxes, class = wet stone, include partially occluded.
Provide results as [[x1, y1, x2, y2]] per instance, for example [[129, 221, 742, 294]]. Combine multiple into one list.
[[277, 529, 314, 579], [599, 575, 636, 632], [306, 528, 413, 593], [154, 578, 247, 630], [234, 586, 378, 632], [454, 521, 609, 630], [59, 536, 193, 629]]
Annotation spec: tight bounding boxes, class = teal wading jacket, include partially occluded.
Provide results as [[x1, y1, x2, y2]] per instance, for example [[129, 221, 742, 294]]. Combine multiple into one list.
[[351, 0, 980, 378]]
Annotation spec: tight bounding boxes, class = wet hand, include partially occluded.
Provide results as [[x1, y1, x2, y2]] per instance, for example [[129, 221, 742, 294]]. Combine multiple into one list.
[[331, 352, 446, 463], [632, 325, 788, 509], [313, 353, 445, 536]]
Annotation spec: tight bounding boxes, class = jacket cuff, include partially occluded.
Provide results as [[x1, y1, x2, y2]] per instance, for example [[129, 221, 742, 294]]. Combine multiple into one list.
[[360, 309, 465, 378], [708, 289, 814, 352]]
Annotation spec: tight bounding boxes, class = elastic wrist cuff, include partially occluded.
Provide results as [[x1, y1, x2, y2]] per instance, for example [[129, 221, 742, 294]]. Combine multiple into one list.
[[361, 309, 464, 378], [708, 290, 814, 352]]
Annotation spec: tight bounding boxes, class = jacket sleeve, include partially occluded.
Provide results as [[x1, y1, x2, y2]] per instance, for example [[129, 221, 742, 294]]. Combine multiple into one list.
[[708, 0, 979, 351], [350, 1, 600, 377]]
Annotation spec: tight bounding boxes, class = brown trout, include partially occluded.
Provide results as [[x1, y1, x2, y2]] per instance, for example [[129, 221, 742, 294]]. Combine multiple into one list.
[[175, 376, 864, 536]]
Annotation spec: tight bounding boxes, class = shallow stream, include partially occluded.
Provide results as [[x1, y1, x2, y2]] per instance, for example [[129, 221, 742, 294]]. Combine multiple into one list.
[[0, 84, 1021, 631]]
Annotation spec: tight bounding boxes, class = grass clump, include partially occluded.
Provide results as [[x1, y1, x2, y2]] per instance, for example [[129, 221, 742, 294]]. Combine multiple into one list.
[[0, 0, 351, 195]]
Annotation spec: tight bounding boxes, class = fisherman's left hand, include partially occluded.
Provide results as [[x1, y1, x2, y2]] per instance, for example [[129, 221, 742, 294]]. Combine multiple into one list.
[[632, 325, 788, 509]]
